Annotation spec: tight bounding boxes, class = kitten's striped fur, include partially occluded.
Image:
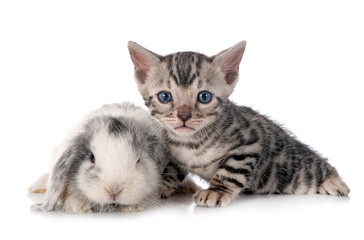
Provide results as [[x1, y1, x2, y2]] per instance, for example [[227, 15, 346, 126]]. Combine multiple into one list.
[[128, 41, 350, 207]]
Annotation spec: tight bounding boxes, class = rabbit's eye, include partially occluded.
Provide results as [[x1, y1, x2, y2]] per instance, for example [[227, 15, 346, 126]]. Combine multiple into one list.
[[90, 153, 95, 164]]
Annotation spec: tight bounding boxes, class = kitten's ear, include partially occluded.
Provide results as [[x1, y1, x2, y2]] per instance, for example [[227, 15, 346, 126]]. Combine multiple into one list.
[[128, 41, 162, 84], [212, 41, 246, 85]]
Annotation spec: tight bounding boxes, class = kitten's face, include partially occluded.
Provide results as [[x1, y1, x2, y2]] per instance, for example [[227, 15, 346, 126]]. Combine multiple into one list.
[[128, 41, 246, 137], [139, 53, 229, 136]]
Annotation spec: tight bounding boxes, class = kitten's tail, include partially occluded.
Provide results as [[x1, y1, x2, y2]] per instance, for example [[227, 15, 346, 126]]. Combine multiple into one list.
[[28, 173, 49, 194], [317, 169, 350, 196]]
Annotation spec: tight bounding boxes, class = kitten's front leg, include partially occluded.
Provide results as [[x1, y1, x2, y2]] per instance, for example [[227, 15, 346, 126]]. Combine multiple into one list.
[[194, 155, 257, 207], [160, 161, 188, 199]]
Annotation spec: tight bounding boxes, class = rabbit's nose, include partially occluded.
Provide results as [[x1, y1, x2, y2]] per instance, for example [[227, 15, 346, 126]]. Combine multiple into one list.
[[110, 193, 118, 201], [105, 187, 123, 201]]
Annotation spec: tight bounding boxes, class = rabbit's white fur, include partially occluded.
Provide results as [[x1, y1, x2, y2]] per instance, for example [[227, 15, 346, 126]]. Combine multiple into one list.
[[30, 102, 167, 213], [28, 173, 48, 193], [50, 102, 162, 172]]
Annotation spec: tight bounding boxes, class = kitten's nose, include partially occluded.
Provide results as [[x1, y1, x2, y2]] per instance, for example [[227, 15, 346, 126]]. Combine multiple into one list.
[[177, 105, 192, 122], [177, 112, 192, 122]]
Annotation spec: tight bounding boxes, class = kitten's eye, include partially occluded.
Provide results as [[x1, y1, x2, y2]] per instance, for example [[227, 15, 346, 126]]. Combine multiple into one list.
[[90, 153, 95, 164], [158, 91, 173, 103], [137, 158, 141, 164], [197, 91, 212, 104]]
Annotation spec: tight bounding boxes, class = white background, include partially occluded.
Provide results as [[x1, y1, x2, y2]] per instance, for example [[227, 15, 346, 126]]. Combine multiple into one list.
[[0, 0, 363, 239]]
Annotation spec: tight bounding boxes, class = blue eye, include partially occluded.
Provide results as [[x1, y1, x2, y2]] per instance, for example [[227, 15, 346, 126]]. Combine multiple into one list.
[[197, 91, 212, 104], [158, 91, 173, 103]]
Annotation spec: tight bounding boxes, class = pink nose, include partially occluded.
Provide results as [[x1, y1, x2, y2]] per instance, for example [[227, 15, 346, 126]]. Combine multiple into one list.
[[105, 186, 123, 202], [110, 194, 118, 201]]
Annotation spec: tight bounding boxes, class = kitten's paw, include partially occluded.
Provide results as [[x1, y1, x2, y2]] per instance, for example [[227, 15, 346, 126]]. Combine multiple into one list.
[[175, 176, 199, 195], [159, 183, 176, 199], [120, 205, 145, 213], [318, 176, 350, 196], [194, 189, 233, 207]]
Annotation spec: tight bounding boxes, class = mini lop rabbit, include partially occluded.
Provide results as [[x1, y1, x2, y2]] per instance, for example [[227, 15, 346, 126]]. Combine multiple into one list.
[[30, 102, 169, 213]]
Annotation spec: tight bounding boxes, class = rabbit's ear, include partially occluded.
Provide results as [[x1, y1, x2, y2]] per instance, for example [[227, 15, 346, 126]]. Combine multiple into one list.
[[40, 149, 73, 211]]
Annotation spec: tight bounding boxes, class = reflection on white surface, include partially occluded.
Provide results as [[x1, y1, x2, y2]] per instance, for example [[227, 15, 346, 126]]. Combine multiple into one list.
[[28, 190, 351, 215], [22, 171, 360, 240]]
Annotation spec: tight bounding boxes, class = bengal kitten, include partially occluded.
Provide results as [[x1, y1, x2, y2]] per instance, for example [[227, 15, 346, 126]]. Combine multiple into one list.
[[127, 41, 350, 207]]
